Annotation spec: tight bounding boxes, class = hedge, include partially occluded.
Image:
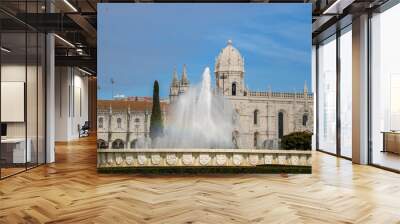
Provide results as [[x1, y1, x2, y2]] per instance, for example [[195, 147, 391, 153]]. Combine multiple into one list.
[[98, 165, 311, 174], [281, 131, 312, 150]]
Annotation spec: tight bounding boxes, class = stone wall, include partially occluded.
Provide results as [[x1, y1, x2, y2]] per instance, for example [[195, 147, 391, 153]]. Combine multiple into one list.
[[97, 149, 312, 168]]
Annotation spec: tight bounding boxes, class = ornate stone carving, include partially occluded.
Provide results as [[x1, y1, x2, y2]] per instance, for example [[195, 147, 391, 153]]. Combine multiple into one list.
[[151, 154, 161, 165], [100, 153, 106, 165], [137, 154, 147, 165], [249, 155, 259, 165], [299, 155, 307, 165], [182, 154, 193, 165], [126, 154, 134, 165], [107, 153, 114, 165], [115, 153, 123, 165], [307, 156, 312, 166], [199, 154, 211, 165], [166, 153, 177, 165], [291, 155, 299, 165], [233, 154, 243, 166], [216, 154, 227, 166], [97, 149, 312, 169], [264, 155, 273, 164], [278, 155, 287, 165]]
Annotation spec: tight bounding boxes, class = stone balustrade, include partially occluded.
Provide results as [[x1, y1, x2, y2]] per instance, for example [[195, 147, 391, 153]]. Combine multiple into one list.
[[97, 148, 312, 168], [247, 91, 313, 99]]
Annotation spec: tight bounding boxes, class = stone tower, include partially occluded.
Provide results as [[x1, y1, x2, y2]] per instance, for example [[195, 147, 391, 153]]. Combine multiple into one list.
[[215, 40, 245, 96], [169, 67, 179, 103], [179, 64, 190, 95], [169, 65, 190, 103]]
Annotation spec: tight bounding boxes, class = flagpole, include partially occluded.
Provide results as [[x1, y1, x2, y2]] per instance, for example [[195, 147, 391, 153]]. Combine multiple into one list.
[[111, 78, 115, 99]]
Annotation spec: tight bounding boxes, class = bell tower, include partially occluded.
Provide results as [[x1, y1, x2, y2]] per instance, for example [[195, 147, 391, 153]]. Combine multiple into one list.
[[214, 40, 245, 96]]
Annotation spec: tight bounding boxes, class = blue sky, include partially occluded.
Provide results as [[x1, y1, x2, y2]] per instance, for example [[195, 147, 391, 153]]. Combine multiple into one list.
[[98, 4, 311, 99]]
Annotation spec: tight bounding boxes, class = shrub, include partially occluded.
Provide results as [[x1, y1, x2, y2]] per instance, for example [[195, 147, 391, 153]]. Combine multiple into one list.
[[281, 131, 312, 150]]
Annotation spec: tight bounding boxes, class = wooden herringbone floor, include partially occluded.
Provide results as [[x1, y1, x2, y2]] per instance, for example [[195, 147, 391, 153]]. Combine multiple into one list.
[[1, 136, 400, 224]]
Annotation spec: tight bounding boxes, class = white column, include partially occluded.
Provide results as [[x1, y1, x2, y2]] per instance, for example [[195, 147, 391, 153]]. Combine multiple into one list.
[[46, 32, 55, 163], [54, 67, 72, 141], [352, 14, 369, 164], [312, 45, 317, 150]]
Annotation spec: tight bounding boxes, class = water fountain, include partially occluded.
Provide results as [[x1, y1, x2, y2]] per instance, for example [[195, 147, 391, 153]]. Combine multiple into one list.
[[149, 67, 236, 149], [97, 67, 312, 170]]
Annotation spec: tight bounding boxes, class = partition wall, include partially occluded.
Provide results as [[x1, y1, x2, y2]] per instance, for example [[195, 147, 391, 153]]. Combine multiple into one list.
[[0, 1, 47, 179]]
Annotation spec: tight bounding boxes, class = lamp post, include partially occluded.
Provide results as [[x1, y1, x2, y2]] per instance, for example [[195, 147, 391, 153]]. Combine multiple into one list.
[[221, 74, 227, 96]]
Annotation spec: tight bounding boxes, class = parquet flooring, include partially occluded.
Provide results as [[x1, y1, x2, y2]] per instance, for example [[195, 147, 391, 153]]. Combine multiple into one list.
[[1, 167, 26, 178], [1, 136, 400, 224]]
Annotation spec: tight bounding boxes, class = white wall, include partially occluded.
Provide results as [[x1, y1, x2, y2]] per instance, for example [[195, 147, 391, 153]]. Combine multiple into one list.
[[1, 65, 36, 137], [55, 67, 89, 141], [1, 63, 47, 164]]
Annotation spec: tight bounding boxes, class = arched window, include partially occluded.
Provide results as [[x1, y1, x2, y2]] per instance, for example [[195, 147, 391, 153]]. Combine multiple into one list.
[[130, 139, 138, 149], [112, 139, 124, 149], [98, 117, 103, 128], [97, 139, 108, 149], [278, 112, 284, 138], [254, 110, 259, 125], [302, 114, 308, 126], [254, 132, 259, 148], [232, 82, 237, 96], [117, 118, 122, 128]]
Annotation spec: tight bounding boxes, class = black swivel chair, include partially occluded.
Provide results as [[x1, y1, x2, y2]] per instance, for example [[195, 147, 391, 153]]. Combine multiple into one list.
[[79, 121, 90, 138]]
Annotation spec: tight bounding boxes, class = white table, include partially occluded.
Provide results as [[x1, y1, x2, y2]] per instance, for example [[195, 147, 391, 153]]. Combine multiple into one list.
[[1, 138, 31, 163]]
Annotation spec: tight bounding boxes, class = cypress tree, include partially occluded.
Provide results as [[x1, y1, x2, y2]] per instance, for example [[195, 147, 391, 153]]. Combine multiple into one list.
[[149, 80, 163, 142]]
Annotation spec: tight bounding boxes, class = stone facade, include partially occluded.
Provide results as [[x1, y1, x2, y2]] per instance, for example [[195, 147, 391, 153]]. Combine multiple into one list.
[[169, 40, 313, 149], [97, 100, 168, 149], [97, 40, 313, 149]]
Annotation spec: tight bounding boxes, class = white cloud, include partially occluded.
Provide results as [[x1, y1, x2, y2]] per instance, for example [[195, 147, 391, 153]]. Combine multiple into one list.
[[206, 32, 309, 64]]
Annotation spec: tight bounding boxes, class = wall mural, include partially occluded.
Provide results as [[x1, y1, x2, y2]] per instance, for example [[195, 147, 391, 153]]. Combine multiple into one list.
[[97, 3, 313, 173]]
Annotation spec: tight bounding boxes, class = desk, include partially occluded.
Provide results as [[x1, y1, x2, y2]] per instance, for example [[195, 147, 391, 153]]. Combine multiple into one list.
[[1, 138, 31, 163], [382, 132, 400, 154]]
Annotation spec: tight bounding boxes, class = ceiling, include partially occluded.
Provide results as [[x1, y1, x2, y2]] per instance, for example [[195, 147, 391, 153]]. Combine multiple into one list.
[[0, 0, 390, 75]]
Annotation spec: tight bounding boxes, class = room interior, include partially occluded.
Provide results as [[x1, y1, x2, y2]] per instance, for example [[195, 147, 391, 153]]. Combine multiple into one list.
[[0, 2, 94, 178]]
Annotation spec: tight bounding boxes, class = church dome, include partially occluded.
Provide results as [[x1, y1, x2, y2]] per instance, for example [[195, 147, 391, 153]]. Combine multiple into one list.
[[215, 40, 244, 73]]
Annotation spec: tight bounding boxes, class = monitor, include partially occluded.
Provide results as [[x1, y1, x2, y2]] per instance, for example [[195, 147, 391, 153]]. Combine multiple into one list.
[[1, 123, 7, 137]]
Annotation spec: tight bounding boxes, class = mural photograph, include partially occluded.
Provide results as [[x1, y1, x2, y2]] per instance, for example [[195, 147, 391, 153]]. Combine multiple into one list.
[[97, 3, 313, 173]]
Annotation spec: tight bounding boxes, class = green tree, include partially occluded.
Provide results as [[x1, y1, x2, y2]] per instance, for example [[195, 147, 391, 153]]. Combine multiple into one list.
[[149, 80, 163, 142], [281, 131, 312, 150]]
